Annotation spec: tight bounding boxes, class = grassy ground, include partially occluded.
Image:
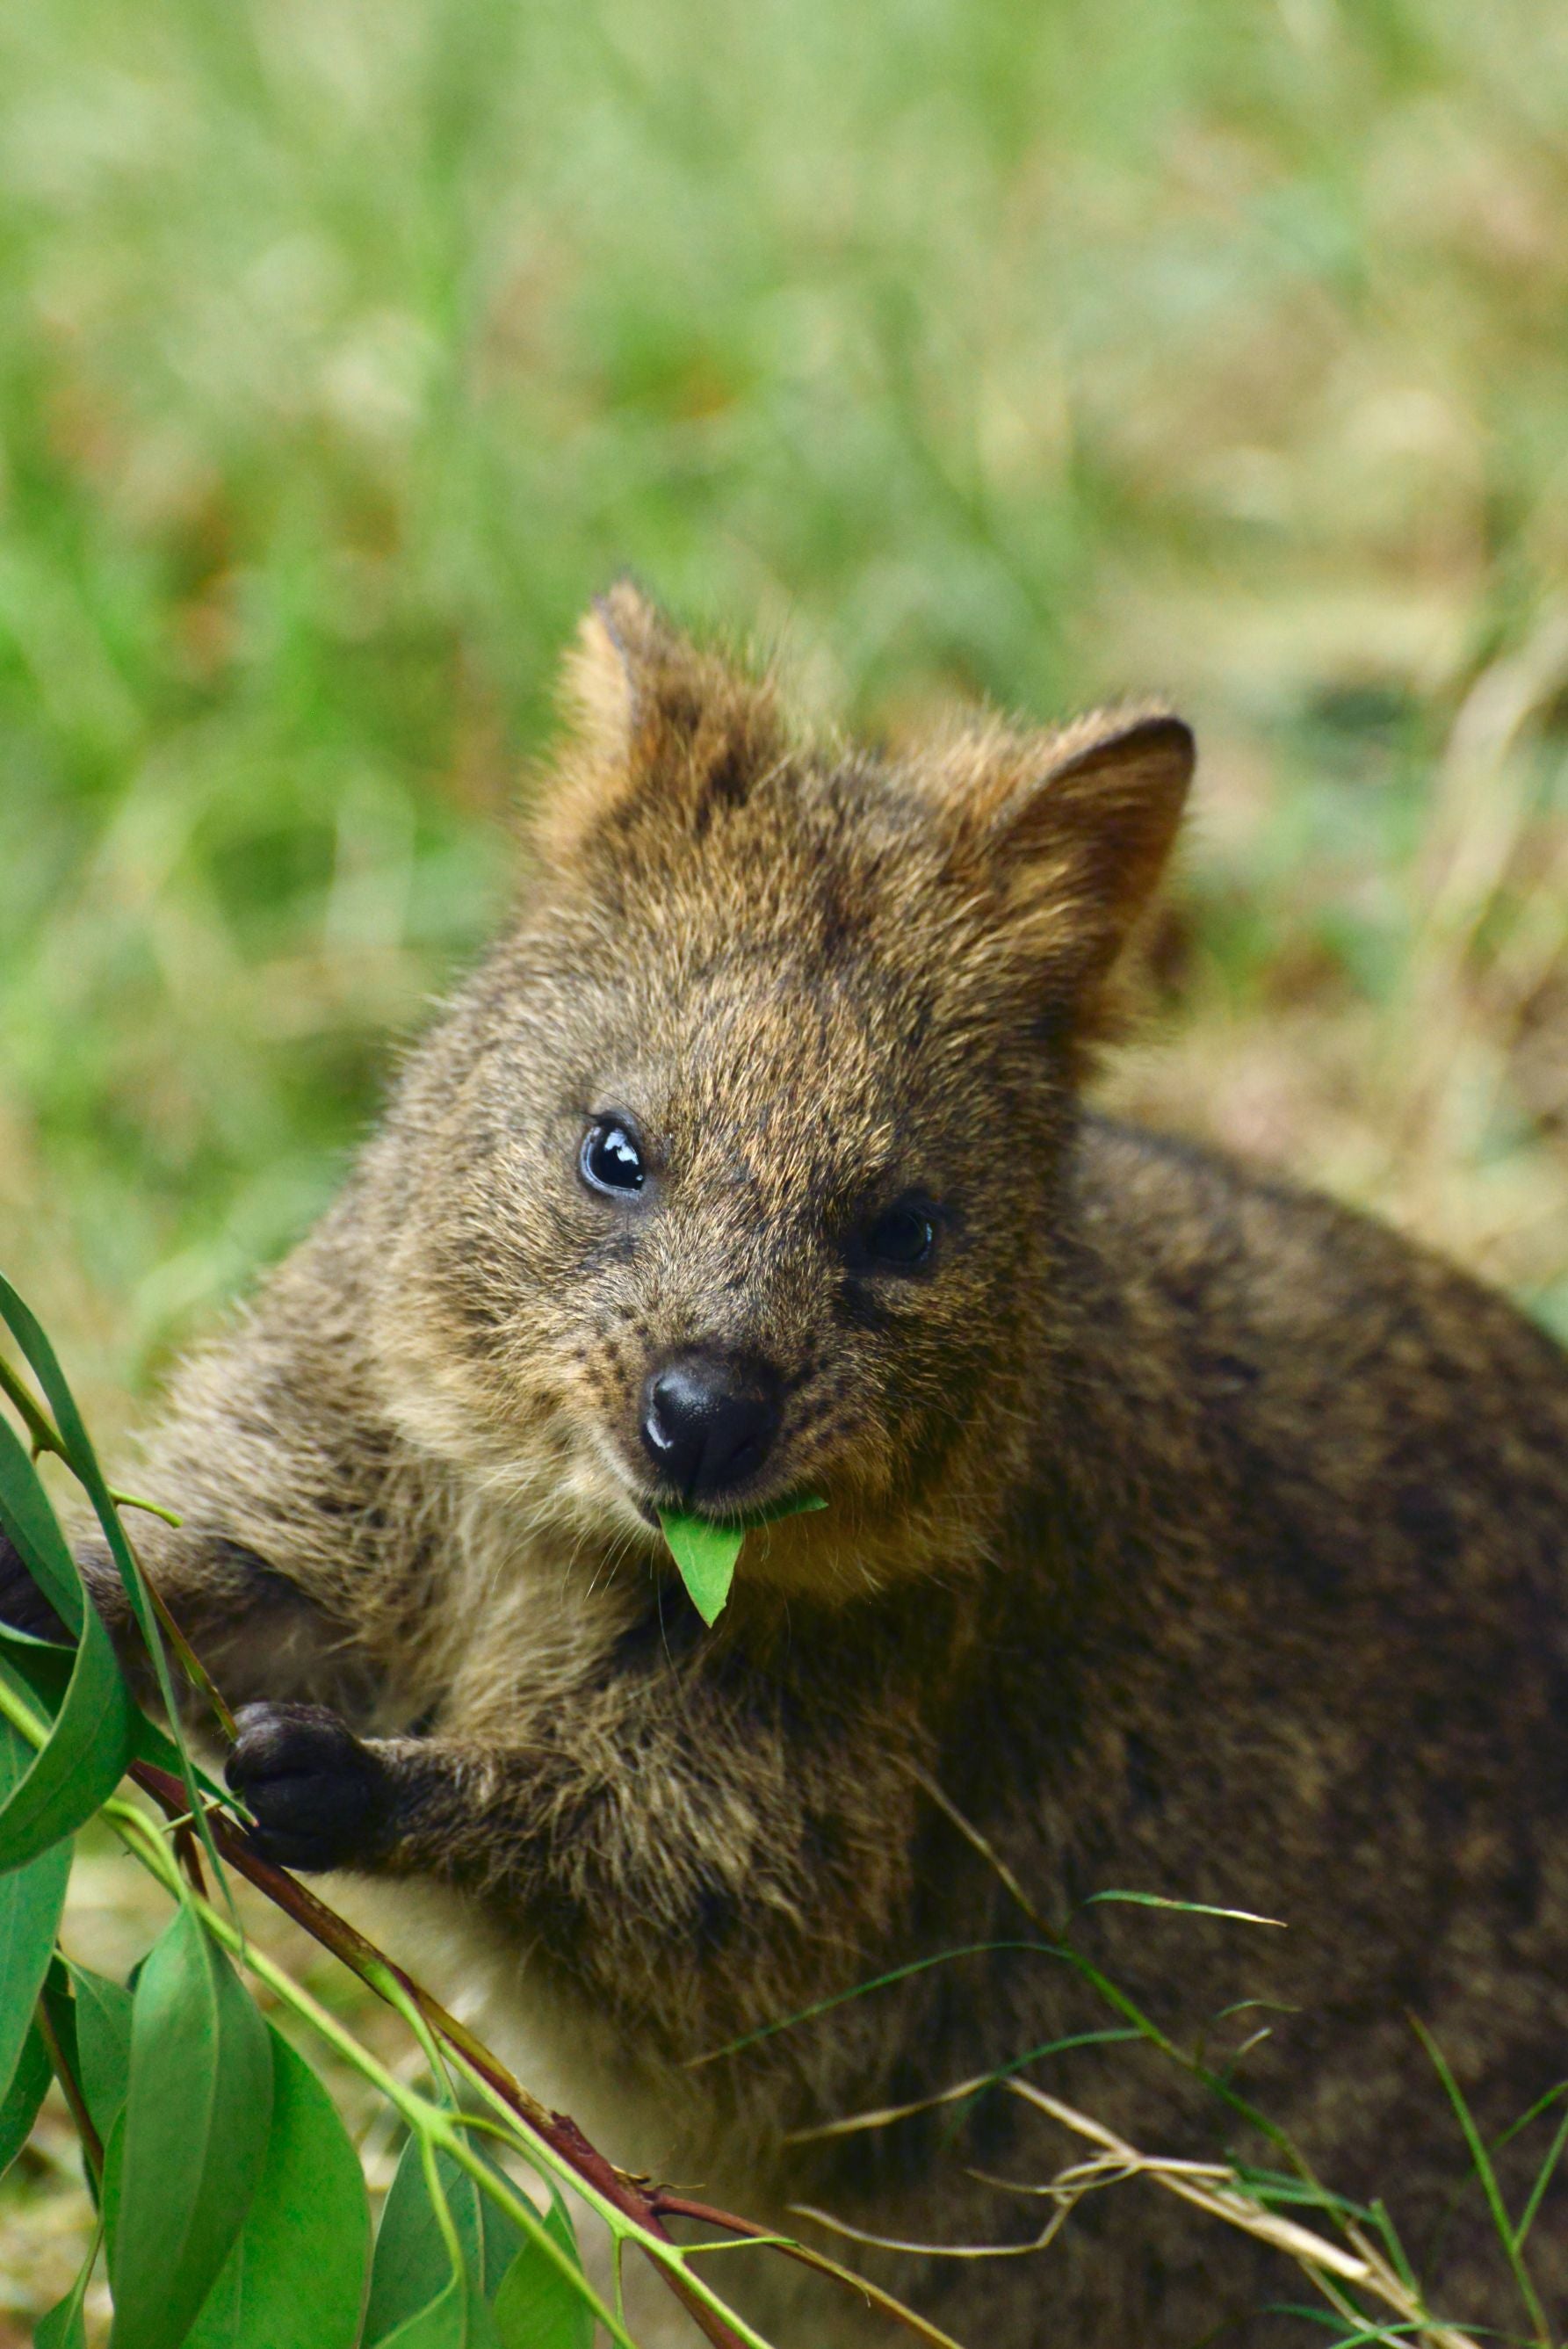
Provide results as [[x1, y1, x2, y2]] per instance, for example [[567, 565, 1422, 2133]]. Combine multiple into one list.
[[3, 0, 1568, 2335]]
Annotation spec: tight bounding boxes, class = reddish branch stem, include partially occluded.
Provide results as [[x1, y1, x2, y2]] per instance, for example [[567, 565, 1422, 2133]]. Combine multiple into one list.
[[126, 1759, 951, 2347]]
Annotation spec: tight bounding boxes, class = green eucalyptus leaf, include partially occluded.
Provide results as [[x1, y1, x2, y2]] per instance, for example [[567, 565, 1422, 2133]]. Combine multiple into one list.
[[40, 1952, 82, 2077], [106, 1905, 275, 2349], [0, 1425, 134, 1874], [0, 1276, 222, 1888], [34, 2286, 90, 2349], [365, 2139, 465, 2340], [366, 2136, 523, 2340], [657, 1514, 745, 1624], [184, 2025, 371, 2349], [376, 2269, 496, 2349], [34, 2227, 98, 2349], [0, 1278, 141, 1626], [99, 2102, 125, 2248], [64, 1961, 134, 2143], [0, 1717, 70, 2095], [0, 1632, 73, 1710], [38, 1956, 108, 2207], [473, 2161, 527, 2299], [0, 2019, 51, 2178], [659, 1495, 827, 1624], [0, 1394, 84, 1638], [747, 1493, 829, 1528], [491, 2190, 592, 2349], [184, 2247, 242, 2349], [0, 1637, 131, 1877]]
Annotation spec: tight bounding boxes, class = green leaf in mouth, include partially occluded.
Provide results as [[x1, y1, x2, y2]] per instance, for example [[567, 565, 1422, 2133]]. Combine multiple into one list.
[[658, 1494, 827, 1624]]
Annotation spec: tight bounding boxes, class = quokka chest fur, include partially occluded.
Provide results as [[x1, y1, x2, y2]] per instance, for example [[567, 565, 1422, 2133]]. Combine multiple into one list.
[[25, 587, 1568, 2344]]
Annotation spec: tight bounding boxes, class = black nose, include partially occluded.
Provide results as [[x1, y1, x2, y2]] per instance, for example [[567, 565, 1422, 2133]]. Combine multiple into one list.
[[640, 1355, 781, 1503]]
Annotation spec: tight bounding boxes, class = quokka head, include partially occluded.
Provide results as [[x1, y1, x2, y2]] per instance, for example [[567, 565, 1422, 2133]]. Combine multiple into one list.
[[365, 586, 1192, 1594]]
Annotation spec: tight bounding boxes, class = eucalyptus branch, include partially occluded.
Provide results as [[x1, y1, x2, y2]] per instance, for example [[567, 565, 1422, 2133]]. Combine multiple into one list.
[[0, 1669, 671, 2349], [125, 1756, 966, 2349]]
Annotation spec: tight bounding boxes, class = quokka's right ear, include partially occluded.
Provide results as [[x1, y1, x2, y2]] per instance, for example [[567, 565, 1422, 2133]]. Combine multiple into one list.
[[536, 581, 779, 867], [936, 705, 1195, 1009]]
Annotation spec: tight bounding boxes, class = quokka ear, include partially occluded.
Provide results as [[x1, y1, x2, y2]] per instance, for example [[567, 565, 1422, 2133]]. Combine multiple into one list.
[[559, 578, 677, 761], [538, 581, 780, 866], [945, 706, 1195, 1006]]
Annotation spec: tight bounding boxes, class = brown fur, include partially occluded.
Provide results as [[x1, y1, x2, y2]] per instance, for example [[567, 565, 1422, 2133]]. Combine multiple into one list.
[[62, 594, 1568, 2342]]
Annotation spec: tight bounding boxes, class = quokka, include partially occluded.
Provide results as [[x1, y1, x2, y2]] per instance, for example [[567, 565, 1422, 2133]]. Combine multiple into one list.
[[8, 586, 1568, 2345]]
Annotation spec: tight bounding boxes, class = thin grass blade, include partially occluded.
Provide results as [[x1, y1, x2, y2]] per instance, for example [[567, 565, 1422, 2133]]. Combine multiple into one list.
[[1410, 2013, 1550, 2345]]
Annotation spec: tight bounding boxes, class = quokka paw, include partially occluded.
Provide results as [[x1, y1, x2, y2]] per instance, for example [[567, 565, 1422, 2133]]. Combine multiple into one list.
[[225, 1701, 393, 1873]]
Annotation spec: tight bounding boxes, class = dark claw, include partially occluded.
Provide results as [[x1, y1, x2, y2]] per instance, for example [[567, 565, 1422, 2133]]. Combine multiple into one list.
[[225, 1701, 392, 1873], [0, 1527, 71, 1644]]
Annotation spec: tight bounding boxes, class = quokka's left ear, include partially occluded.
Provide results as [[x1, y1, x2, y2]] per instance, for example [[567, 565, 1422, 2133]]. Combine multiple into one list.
[[536, 580, 780, 867], [942, 705, 1194, 1004], [559, 578, 680, 761]]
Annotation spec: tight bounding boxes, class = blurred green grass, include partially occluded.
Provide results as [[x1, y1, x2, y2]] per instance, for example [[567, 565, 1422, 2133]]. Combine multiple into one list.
[[4, 0, 1568, 1427]]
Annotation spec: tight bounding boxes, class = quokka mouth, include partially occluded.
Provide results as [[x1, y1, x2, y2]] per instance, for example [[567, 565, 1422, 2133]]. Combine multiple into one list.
[[648, 1483, 829, 1531]]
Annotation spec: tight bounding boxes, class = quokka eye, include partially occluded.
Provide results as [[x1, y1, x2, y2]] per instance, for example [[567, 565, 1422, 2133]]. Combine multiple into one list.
[[580, 1117, 647, 1196], [863, 1198, 938, 1272]]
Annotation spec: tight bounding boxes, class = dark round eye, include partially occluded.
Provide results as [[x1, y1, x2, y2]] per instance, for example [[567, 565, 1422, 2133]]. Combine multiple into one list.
[[580, 1118, 647, 1196], [863, 1199, 937, 1271]]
